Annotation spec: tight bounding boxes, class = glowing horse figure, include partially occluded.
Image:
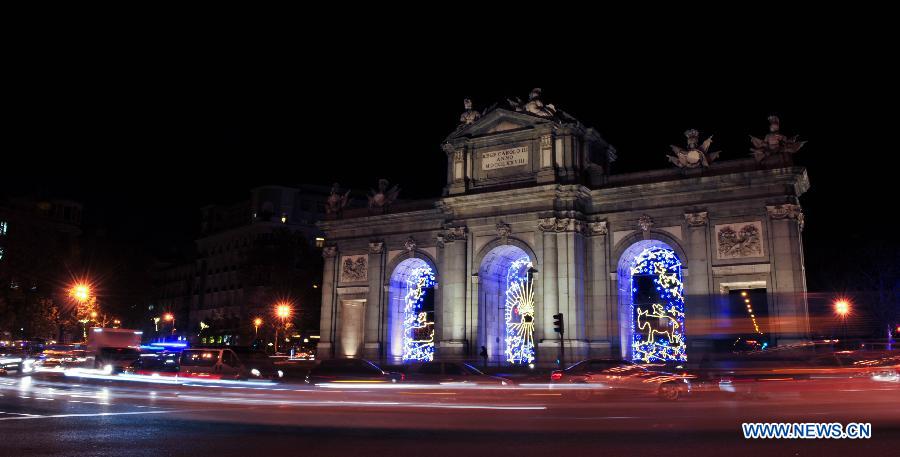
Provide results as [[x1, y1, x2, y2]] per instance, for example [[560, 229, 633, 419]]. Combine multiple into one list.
[[637, 303, 680, 345]]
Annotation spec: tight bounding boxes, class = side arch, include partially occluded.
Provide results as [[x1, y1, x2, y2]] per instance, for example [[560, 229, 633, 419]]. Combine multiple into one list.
[[384, 250, 439, 363]]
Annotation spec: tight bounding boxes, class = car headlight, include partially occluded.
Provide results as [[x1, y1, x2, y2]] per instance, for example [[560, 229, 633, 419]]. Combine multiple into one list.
[[103, 364, 113, 374], [22, 359, 35, 373], [250, 368, 261, 377], [277, 370, 284, 378]]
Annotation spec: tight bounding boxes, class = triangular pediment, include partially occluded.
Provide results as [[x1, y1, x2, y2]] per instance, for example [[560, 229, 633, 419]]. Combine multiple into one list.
[[446, 108, 555, 141]]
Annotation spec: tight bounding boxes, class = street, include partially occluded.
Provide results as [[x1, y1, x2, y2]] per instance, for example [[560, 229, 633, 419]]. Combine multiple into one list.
[[2, 373, 897, 456]]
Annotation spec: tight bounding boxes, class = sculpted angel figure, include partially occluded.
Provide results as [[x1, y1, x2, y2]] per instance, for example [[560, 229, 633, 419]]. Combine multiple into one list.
[[667, 129, 721, 168], [750, 115, 806, 163], [367, 179, 400, 212], [325, 182, 351, 215]]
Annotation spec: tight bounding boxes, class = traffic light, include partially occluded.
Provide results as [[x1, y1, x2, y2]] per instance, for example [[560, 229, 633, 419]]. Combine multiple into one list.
[[553, 313, 564, 334]]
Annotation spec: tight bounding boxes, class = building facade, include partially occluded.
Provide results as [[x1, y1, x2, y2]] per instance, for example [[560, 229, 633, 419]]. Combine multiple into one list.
[[318, 92, 810, 366], [151, 185, 329, 344]]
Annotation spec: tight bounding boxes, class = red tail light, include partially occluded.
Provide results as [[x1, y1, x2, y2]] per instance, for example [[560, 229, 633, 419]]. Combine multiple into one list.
[[551, 371, 563, 381]]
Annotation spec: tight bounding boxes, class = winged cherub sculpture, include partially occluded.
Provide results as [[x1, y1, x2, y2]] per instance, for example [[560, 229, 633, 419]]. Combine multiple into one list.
[[367, 179, 400, 213], [325, 182, 351, 216], [667, 129, 721, 168], [750, 115, 806, 164]]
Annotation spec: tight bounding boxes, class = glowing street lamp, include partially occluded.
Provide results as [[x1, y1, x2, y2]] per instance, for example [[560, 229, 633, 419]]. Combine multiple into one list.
[[163, 312, 175, 335], [833, 298, 852, 341], [833, 299, 851, 318], [273, 302, 293, 354], [70, 283, 91, 303], [254, 318, 263, 338]]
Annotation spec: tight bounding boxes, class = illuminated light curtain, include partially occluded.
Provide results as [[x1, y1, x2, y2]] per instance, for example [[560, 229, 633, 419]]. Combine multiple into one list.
[[505, 257, 535, 364], [630, 247, 686, 362], [402, 266, 436, 361]]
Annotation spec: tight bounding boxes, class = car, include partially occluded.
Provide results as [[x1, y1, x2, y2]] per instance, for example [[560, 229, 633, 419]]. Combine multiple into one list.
[[93, 347, 142, 373], [31, 344, 87, 372], [551, 359, 691, 401], [305, 358, 401, 385], [179, 347, 284, 380], [125, 351, 181, 376], [405, 361, 511, 386], [0, 347, 28, 372]]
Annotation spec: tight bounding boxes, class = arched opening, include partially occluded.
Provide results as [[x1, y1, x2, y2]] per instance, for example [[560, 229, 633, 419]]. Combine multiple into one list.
[[387, 257, 437, 362], [478, 245, 535, 365], [617, 240, 686, 363]]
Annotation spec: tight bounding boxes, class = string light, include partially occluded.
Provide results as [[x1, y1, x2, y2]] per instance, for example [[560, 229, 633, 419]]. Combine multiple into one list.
[[505, 257, 535, 364], [630, 247, 687, 363], [739, 291, 763, 335], [402, 266, 436, 361]]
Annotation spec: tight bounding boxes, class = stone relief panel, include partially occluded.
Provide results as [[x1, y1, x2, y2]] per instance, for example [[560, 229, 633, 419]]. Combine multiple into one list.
[[715, 221, 764, 259], [340, 255, 368, 282]]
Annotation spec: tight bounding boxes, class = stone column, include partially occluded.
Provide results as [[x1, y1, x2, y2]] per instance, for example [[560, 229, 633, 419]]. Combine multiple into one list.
[[684, 211, 713, 358], [437, 227, 467, 359], [317, 246, 338, 359], [363, 241, 384, 359], [766, 204, 809, 343], [537, 218, 559, 363], [585, 221, 612, 357]]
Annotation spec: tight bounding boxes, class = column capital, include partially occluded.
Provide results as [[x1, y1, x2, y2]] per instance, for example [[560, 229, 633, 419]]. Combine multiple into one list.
[[437, 226, 467, 248], [583, 220, 608, 236], [684, 211, 708, 227], [766, 204, 804, 231], [322, 246, 337, 258], [368, 241, 384, 254], [538, 217, 576, 233]]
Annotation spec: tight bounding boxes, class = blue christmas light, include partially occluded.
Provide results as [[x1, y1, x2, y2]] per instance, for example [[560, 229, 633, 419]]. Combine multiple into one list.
[[630, 247, 687, 363], [505, 256, 535, 364], [402, 266, 436, 362]]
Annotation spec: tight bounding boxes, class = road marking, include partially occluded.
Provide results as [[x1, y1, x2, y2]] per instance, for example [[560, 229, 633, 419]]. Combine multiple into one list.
[[400, 392, 457, 395], [0, 409, 179, 421]]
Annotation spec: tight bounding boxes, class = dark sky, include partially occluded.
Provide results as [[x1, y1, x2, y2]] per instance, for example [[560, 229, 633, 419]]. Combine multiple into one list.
[[3, 27, 896, 295]]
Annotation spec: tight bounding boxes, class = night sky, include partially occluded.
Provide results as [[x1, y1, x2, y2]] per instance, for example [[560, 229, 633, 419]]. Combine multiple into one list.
[[3, 33, 896, 304]]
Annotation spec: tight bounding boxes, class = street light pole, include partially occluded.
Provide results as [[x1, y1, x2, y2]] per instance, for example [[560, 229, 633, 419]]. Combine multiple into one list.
[[274, 303, 292, 354]]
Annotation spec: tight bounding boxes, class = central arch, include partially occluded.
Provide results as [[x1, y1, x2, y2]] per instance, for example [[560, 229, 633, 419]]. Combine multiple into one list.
[[478, 244, 536, 365]]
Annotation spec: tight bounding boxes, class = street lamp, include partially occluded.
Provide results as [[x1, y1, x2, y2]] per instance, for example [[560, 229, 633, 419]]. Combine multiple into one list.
[[833, 298, 852, 341], [833, 299, 851, 317], [70, 283, 91, 303], [163, 312, 175, 336], [254, 318, 263, 339], [274, 303, 292, 354]]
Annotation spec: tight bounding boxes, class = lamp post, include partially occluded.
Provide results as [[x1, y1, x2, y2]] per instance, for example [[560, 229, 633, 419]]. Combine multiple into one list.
[[274, 303, 292, 354], [254, 318, 263, 339], [833, 298, 851, 342], [69, 283, 93, 341], [163, 312, 175, 337]]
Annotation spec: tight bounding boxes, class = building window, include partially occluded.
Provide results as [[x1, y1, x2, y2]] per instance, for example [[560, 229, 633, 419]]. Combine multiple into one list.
[[315, 237, 325, 248], [0, 221, 7, 236]]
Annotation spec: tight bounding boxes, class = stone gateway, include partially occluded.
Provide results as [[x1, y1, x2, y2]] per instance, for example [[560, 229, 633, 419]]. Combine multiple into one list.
[[317, 90, 811, 366]]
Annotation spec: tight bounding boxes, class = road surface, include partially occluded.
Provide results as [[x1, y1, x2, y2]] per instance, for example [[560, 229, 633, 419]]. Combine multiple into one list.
[[1, 373, 897, 456]]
